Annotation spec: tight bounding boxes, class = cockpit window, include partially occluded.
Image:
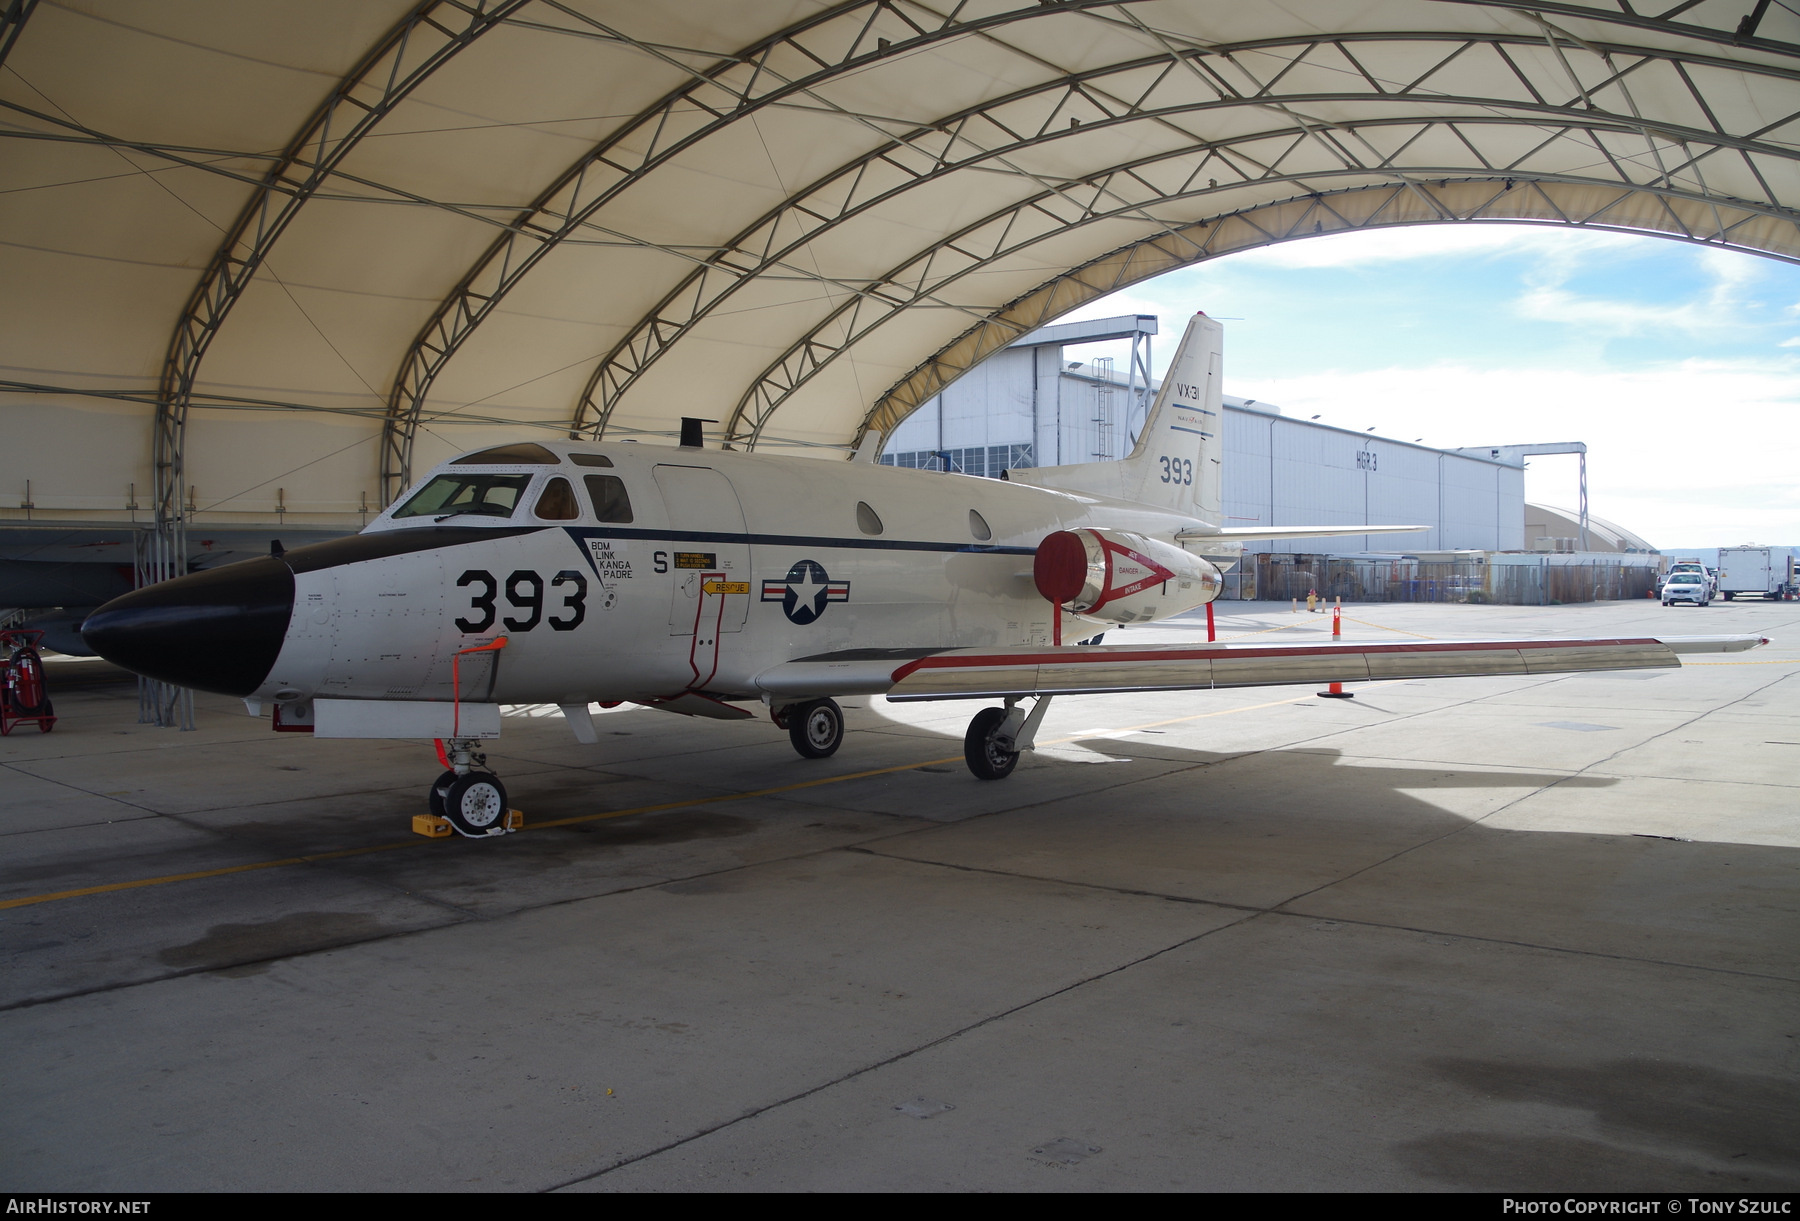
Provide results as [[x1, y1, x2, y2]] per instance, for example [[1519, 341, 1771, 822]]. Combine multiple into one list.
[[585, 474, 634, 523], [391, 472, 532, 520], [451, 442, 559, 465], [534, 476, 579, 521]]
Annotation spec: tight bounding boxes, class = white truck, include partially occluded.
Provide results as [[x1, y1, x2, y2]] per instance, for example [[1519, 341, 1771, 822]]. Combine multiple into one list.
[[1716, 546, 1796, 601]]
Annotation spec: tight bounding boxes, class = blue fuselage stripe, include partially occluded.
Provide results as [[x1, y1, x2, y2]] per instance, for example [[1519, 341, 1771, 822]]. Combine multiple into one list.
[[560, 525, 1035, 555]]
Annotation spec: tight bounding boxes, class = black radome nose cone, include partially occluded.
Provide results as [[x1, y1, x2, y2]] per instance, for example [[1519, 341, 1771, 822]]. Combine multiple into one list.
[[81, 556, 296, 696]]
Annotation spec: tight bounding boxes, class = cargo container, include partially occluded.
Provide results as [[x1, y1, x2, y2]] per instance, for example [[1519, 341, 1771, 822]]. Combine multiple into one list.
[[1717, 546, 1795, 600]]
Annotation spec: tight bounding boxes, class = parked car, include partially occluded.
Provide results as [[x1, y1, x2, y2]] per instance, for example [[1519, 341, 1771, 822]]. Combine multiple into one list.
[[1661, 573, 1710, 606], [1666, 561, 1714, 594]]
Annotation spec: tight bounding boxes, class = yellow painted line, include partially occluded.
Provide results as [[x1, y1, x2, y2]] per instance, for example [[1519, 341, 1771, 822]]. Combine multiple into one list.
[[523, 756, 969, 830], [1219, 619, 1329, 641], [0, 842, 419, 911], [1217, 613, 1434, 642], [1339, 615, 1437, 639], [0, 693, 1319, 911]]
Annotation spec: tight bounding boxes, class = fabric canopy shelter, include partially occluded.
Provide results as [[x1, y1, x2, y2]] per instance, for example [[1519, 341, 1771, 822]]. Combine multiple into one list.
[[2, 0, 1795, 534]]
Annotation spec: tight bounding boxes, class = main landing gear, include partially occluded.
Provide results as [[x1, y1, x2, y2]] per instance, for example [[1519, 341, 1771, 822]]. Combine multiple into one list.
[[963, 696, 1052, 781], [779, 697, 844, 759], [772, 694, 1049, 780], [428, 738, 512, 838]]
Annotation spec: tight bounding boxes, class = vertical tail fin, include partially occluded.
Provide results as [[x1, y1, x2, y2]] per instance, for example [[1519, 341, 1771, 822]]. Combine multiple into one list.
[[1011, 312, 1223, 523]]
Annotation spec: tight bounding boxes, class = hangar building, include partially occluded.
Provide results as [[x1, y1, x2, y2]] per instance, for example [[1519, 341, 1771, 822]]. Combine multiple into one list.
[[882, 315, 1525, 554]]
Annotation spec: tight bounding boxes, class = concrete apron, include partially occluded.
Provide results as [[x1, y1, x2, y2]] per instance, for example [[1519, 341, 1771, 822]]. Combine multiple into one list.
[[2, 599, 1796, 1191]]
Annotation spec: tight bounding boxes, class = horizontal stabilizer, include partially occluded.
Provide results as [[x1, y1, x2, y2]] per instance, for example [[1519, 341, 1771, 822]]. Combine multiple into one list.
[[1179, 524, 1430, 543]]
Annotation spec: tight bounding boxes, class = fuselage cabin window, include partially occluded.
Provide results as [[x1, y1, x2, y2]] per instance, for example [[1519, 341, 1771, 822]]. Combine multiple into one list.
[[969, 509, 992, 541], [585, 475, 634, 523], [534, 476, 579, 521], [856, 501, 884, 536]]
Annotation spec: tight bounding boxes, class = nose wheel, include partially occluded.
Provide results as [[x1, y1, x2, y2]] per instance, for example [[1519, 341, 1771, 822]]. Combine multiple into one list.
[[426, 739, 514, 837], [439, 771, 510, 837]]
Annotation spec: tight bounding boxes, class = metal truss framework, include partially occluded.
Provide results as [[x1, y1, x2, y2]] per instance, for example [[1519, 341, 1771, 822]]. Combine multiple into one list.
[[555, 33, 1800, 447], [851, 174, 1800, 449], [152, 0, 532, 532], [0, 0, 38, 70], [748, 14, 1800, 448], [377, 0, 1138, 503], [76, 0, 1798, 505], [405, 8, 1800, 489]]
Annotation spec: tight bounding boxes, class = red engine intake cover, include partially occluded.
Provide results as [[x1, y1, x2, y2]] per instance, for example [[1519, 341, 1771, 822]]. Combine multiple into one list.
[[1033, 531, 1089, 605]]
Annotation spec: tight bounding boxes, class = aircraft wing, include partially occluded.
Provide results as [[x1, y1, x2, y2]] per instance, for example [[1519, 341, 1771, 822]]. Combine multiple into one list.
[[754, 634, 1766, 703]]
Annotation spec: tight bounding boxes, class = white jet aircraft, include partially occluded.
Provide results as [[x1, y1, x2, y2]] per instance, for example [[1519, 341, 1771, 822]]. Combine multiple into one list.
[[83, 313, 1764, 836]]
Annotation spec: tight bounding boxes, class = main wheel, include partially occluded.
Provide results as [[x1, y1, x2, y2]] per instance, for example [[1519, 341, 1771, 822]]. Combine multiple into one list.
[[964, 707, 1019, 780], [442, 771, 509, 837], [788, 698, 843, 759]]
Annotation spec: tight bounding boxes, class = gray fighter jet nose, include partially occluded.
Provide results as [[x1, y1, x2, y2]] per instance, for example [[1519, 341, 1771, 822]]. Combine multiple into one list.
[[81, 556, 295, 697]]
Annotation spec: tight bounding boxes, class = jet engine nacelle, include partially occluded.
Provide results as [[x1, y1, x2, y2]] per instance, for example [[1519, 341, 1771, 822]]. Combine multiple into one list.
[[1032, 528, 1222, 625]]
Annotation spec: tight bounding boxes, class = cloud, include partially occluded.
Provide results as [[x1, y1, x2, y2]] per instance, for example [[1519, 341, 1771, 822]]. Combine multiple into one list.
[[1509, 240, 1769, 335], [1228, 359, 1800, 545], [1041, 229, 1799, 543], [1512, 285, 1714, 332]]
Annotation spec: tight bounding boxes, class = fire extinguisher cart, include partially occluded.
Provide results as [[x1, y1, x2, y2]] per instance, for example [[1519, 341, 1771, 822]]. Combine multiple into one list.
[[0, 627, 56, 734]]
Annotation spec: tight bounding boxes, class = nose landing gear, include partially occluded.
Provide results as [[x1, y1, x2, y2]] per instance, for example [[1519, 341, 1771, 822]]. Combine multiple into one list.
[[440, 771, 510, 836], [425, 739, 515, 837]]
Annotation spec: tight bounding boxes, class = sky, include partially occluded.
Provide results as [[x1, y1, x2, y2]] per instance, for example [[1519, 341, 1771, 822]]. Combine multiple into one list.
[[1055, 224, 1800, 553]]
